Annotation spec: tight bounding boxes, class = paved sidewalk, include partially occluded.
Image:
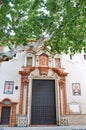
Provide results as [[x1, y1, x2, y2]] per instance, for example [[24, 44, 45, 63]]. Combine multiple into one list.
[[1, 126, 86, 130]]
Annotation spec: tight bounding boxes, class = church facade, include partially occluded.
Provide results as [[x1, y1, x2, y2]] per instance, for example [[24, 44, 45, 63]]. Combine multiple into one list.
[[0, 44, 86, 127]]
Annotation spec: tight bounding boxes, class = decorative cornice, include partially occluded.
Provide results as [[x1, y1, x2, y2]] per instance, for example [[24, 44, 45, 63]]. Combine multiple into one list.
[[19, 67, 35, 76], [19, 66, 68, 77], [52, 67, 68, 77]]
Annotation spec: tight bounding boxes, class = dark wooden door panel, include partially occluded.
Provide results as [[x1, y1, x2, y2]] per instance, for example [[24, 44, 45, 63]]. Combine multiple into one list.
[[1, 107, 10, 124], [31, 79, 56, 125]]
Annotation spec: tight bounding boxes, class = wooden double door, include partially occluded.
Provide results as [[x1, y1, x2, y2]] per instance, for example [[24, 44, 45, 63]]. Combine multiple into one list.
[[0, 107, 10, 125], [31, 79, 56, 125]]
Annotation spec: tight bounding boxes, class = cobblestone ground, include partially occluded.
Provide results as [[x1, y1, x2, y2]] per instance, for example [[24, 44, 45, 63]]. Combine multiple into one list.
[[1, 126, 86, 130]]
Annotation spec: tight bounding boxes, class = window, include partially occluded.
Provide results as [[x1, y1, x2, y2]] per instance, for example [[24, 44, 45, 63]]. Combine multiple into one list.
[[70, 55, 72, 60], [26, 57, 32, 66], [84, 54, 86, 60], [3, 100, 11, 105], [55, 58, 61, 68]]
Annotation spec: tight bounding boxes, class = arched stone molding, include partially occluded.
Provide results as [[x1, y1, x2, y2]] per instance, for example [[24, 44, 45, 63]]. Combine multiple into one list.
[[0, 98, 17, 127]]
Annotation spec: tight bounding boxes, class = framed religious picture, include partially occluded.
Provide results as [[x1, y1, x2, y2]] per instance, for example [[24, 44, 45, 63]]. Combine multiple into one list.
[[4, 81, 14, 94], [72, 83, 81, 96]]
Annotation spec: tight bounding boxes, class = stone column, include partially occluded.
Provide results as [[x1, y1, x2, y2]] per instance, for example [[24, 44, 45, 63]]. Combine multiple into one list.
[[19, 80, 24, 114], [19, 75, 29, 115], [19, 67, 35, 115], [26, 81, 29, 115], [59, 77, 68, 115]]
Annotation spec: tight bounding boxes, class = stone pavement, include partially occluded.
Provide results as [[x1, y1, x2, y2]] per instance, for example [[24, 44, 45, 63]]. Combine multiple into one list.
[[1, 126, 86, 130]]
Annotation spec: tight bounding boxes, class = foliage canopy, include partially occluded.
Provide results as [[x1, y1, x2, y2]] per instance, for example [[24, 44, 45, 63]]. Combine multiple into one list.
[[0, 0, 86, 54]]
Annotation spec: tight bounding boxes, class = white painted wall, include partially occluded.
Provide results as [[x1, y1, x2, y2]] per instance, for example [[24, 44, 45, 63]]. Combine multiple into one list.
[[0, 47, 86, 114], [0, 51, 26, 103], [61, 53, 86, 114]]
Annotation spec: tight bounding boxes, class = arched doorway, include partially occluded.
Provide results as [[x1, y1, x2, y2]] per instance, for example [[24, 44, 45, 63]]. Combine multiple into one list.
[[1, 100, 11, 125], [19, 66, 68, 126], [0, 98, 17, 126]]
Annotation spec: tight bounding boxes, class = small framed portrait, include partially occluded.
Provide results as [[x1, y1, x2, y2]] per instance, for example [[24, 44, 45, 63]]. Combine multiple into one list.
[[4, 81, 14, 94], [72, 83, 81, 96]]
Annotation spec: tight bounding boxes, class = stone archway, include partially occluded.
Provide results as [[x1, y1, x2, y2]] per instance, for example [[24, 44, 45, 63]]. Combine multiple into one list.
[[19, 66, 68, 126]]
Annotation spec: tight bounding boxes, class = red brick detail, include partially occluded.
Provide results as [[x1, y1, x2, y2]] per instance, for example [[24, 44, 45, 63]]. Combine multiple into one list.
[[19, 82, 24, 115], [38, 54, 49, 75], [52, 67, 68, 115], [10, 103, 17, 127], [26, 81, 29, 115], [19, 66, 68, 118], [38, 67, 49, 75], [59, 88, 62, 116], [0, 103, 2, 121], [52, 68, 68, 76], [19, 67, 35, 115], [63, 85, 68, 115], [0, 98, 17, 127], [20, 66, 35, 73], [39, 53, 48, 67], [59, 77, 68, 115]]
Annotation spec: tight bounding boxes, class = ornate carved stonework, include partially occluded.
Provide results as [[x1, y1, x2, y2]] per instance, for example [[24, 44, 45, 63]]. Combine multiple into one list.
[[38, 67, 49, 75], [52, 68, 68, 76], [59, 77, 66, 86], [19, 66, 35, 76], [19, 66, 35, 115], [22, 76, 28, 84], [19, 63, 68, 120], [39, 53, 48, 67]]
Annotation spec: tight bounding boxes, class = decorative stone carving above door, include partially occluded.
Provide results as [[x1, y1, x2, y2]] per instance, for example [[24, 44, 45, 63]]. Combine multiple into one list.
[[39, 53, 48, 67]]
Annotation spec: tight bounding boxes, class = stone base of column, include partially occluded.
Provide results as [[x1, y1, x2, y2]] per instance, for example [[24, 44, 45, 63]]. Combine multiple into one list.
[[17, 115, 28, 127]]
